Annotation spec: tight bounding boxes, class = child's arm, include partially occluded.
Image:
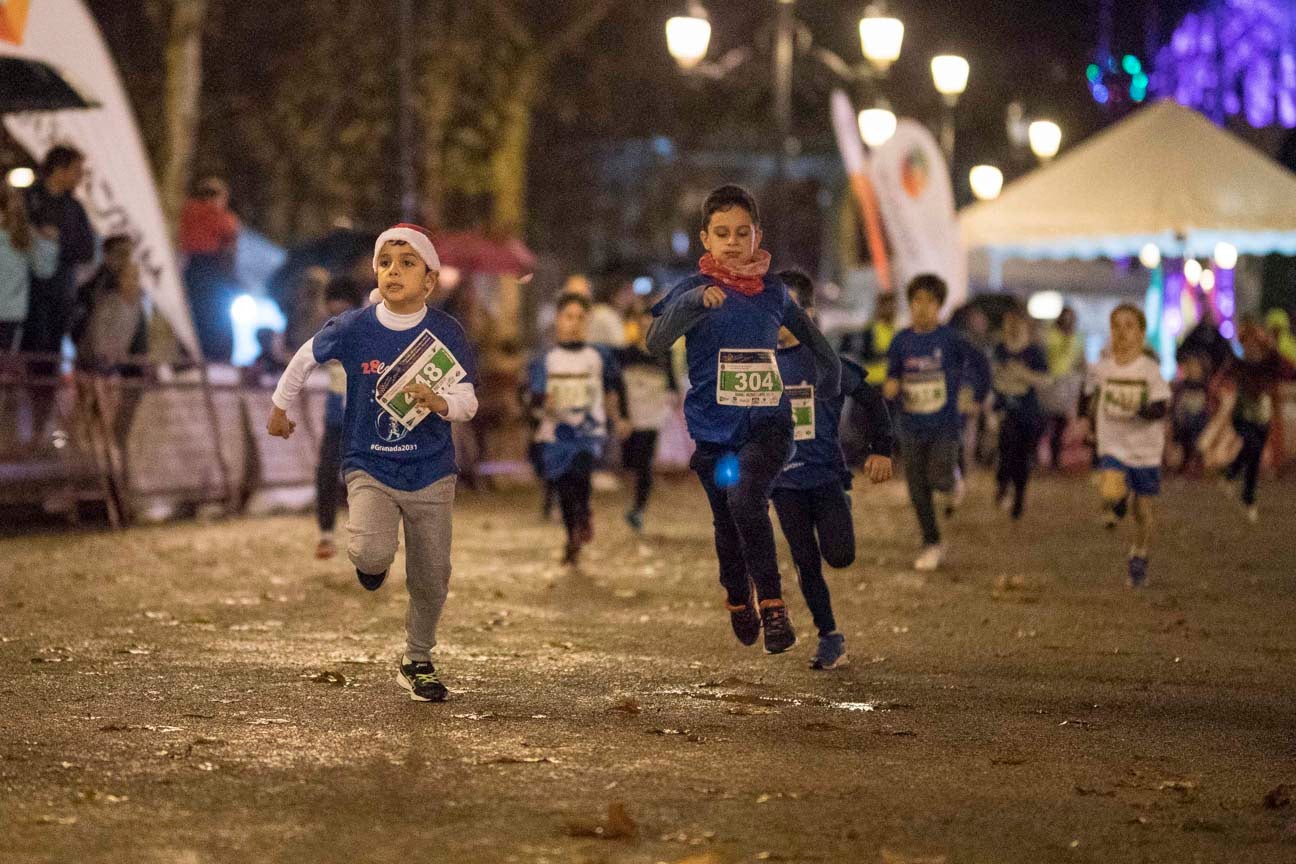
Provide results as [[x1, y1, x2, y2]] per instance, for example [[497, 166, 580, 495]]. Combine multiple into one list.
[[1137, 367, 1172, 421], [601, 347, 630, 439], [848, 366, 895, 482], [400, 380, 478, 422], [267, 339, 321, 439], [783, 302, 842, 399], [957, 337, 992, 405], [645, 287, 709, 358]]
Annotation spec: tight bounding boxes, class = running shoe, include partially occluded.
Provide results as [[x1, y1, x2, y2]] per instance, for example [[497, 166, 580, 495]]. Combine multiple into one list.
[[1126, 554, 1148, 588], [725, 594, 761, 646], [561, 541, 581, 567], [397, 658, 448, 702], [625, 509, 644, 533], [315, 537, 337, 560], [913, 545, 944, 571], [809, 632, 848, 670], [356, 568, 387, 591], [1246, 505, 1259, 524], [760, 599, 797, 654]]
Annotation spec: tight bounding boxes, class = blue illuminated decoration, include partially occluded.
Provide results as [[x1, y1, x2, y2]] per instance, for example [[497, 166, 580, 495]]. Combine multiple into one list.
[[1152, 0, 1296, 128], [714, 452, 740, 489]]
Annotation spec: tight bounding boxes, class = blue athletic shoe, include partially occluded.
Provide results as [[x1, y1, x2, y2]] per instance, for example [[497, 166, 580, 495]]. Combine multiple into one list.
[[356, 568, 387, 591], [625, 509, 644, 533], [1127, 555, 1148, 588], [810, 632, 848, 670]]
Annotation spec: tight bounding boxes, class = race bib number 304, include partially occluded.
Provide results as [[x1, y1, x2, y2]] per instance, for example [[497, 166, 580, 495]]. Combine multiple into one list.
[[787, 385, 816, 440], [716, 349, 783, 407]]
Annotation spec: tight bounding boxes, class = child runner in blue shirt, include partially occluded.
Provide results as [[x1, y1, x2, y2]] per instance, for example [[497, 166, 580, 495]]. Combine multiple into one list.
[[883, 274, 990, 572], [646, 185, 841, 654], [772, 270, 893, 670], [528, 291, 627, 567], [267, 223, 478, 702], [990, 302, 1050, 521]]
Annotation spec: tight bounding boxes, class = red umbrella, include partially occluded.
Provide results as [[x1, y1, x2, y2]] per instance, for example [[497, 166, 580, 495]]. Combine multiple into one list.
[[433, 230, 535, 276]]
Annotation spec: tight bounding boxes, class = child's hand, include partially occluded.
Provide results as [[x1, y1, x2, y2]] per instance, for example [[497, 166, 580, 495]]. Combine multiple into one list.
[[701, 285, 726, 309], [402, 382, 448, 416], [612, 417, 632, 441], [863, 454, 893, 483], [882, 378, 900, 401], [267, 406, 295, 439]]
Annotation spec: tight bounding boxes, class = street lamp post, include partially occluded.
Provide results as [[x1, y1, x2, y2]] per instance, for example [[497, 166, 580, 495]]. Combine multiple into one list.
[[773, 0, 796, 176], [930, 54, 969, 160]]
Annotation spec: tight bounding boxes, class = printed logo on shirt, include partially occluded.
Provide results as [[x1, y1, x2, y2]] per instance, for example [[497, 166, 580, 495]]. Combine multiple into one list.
[[1101, 378, 1148, 420], [361, 360, 387, 376], [375, 411, 411, 444]]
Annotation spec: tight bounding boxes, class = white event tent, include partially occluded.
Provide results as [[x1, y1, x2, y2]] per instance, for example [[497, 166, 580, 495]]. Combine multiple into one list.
[[960, 99, 1296, 263]]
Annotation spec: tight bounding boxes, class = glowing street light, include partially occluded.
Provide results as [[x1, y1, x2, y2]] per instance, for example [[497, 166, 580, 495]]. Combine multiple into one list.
[[968, 165, 1003, 201], [666, 6, 711, 69], [1138, 243, 1162, 269], [1200, 268, 1216, 292], [931, 55, 969, 105], [1213, 241, 1238, 270], [859, 6, 904, 72], [1183, 258, 1203, 285], [6, 167, 35, 189], [1028, 120, 1062, 161], [858, 105, 897, 148]]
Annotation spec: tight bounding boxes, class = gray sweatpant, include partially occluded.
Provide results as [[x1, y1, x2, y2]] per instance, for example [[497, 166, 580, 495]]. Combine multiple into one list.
[[345, 471, 456, 663]]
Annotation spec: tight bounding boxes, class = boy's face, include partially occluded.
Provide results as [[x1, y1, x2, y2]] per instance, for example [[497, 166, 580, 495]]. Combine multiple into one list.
[[1110, 309, 1145, 355], [375, 241, 436, 308], [701, 206, 761, 267], [908, 290, 941, 330], [555, 301, 589, 343], [1002, 312, 1027, 342]]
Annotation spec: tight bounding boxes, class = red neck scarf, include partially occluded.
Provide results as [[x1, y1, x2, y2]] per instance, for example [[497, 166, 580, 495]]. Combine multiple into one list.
[[699, 249, 772, 297]]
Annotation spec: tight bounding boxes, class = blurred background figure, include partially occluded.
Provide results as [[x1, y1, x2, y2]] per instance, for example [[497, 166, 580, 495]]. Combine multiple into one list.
[[179, 176, 241, 362]]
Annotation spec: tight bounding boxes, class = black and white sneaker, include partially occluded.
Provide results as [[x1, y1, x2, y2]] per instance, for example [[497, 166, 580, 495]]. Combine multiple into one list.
[[397, 659, 448, 702]]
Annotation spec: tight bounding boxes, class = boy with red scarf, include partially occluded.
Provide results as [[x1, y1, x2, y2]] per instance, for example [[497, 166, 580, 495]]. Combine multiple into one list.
[[646, 185, 840, 654]]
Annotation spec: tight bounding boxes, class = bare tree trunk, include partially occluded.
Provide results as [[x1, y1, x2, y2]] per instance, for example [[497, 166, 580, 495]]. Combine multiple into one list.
[[489, 58, 541, 233], [159, 0, 208, 235]]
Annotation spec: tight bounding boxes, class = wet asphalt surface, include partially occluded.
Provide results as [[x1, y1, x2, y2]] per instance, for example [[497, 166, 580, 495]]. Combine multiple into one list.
[[2, 469, 1294, 864]]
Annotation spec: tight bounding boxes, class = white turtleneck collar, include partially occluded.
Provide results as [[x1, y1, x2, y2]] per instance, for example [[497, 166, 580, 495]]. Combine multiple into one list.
[[376, 302, 428, 331]]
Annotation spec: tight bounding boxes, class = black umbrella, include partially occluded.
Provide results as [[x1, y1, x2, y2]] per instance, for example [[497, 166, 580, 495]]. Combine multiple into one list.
[[0, 56, 98, 113]]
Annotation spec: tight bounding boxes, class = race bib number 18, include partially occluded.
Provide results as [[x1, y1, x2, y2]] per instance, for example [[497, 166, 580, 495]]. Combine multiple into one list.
[[716, 349, 783, 407], [787, 385, 815, 440]]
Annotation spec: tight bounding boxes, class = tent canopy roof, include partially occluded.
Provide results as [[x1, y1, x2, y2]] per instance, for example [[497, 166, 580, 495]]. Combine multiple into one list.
[[959, 100, 1296, 260]]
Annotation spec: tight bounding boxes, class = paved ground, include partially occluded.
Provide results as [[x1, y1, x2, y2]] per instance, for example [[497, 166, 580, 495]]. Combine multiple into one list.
[[2, 468, 1295, 864]]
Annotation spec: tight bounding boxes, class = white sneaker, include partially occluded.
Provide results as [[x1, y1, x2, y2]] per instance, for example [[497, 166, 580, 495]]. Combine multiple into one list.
[[1246, 505, 1259, 524], [914, 545, 944, 571]]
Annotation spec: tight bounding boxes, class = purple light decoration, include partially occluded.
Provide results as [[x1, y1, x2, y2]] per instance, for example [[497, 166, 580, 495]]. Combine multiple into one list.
[[1153, 0, 1296, 128]]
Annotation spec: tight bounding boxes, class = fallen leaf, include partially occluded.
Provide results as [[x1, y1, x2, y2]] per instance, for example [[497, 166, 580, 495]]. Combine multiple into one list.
[[1264, 784, 1292, 810], [609, 697, 641, 714], [880, 851, 947, 864]]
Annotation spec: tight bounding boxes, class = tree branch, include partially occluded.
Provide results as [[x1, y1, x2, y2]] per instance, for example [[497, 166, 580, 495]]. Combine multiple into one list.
[[543, 0, 615, 62], [485, 0, 532, 47]]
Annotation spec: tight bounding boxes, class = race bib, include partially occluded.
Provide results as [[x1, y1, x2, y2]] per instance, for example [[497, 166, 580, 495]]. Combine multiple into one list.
[[374, 329, 467, 430], [901, 372, 948, 415], [623, 366, 670, 430], [787, 385, 815, 440], [716, 349, 783, 407], [547, 373, 595, 413], [1101, 379, 1147, 420]]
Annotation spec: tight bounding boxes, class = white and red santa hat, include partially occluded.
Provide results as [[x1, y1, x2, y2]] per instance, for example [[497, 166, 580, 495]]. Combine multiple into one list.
[[372, 223, 441, 273]]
